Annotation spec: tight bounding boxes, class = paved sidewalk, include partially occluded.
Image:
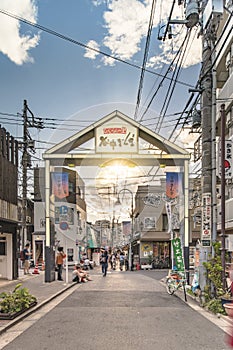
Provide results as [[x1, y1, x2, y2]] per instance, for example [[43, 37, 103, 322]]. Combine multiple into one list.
[[0, 267, 77, 335]]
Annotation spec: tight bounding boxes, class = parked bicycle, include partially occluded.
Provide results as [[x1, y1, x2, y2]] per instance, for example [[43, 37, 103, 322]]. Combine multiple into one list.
[[166, 270, 187, 301]]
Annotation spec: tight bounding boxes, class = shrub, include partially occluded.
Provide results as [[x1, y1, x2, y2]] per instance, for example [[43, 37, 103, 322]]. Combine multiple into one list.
[[0, 283, 37, 314], [205, 298, 226, 315], [203, 241, 229, 300]]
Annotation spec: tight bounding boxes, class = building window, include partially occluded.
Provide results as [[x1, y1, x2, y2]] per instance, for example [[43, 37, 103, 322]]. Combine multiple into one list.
[[162, 214, 168, 231]]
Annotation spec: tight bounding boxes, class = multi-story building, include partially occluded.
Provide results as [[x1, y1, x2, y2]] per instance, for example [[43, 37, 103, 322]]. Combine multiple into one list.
[[33, 166, 87, 265], [132, 179, 201, 269], [215, 3, 233, 249], [0, 126, 19, 279]]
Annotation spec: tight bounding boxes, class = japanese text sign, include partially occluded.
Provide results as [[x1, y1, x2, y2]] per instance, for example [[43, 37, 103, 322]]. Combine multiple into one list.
[[172, 238, 185, 271], [218, 140, 232, 179], [201, 193, 211, 244], [96, 119, 138, 153]]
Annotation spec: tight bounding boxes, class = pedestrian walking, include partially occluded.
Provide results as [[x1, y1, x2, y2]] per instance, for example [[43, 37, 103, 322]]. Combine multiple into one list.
[[111, 253, 116, 270], [56, 247, 66, 281], [23, 243, 32, 275], [100, 249, 108, 277], [119, 252, 125, 271]]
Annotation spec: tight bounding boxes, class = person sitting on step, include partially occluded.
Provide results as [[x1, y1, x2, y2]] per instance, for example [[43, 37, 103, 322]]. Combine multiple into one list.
[[72, 264, 92, 283]]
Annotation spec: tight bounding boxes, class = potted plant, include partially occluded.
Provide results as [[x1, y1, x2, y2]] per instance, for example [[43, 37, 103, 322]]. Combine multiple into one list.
[[0, 283, 37, 320], [223, 302, 233, 317], [220, 290, 233, 307]]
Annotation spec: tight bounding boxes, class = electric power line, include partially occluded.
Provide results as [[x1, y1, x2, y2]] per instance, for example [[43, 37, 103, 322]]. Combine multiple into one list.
[[0, 8, 195, 89]]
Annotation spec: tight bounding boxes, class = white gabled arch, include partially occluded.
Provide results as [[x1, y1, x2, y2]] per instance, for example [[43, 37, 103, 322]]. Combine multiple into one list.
[[43, 110, 190, 282]]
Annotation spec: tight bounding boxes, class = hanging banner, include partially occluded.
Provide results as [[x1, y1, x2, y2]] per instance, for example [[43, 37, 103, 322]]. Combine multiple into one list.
[[172, 237, 185, 271], [166, 172, 183, 199], [122, 221, 131, 237], [52, 173, 69, 199]]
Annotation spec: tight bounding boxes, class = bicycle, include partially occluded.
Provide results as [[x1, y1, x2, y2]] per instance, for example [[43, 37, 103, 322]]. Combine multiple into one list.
[[166, 270, 187, 301]]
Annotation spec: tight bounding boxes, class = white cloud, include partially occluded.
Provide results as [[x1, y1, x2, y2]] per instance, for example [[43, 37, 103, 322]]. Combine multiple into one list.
[[102, 0, 150, 60], [90, 0, 201, 68], [101, 55, 115, 66], [0, 0, 40, 65], [84, 40, 100, 59]]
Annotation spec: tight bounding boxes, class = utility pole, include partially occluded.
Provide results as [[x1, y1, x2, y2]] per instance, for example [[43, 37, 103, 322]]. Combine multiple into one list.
[[198, 0, 224, 290], [220, 104, 226, 290], [22, 100, 28, 247], [199, 0, 213, 290], [20, 100, 44, 248]]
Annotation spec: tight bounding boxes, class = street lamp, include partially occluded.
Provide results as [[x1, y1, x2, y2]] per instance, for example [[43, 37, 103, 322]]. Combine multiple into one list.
[[116, 189, 134, 271]]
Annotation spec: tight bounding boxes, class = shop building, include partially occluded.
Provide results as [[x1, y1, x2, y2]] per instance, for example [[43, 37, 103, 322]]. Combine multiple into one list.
[[33, 166, 87, 266], [0, 126, 19, 280]]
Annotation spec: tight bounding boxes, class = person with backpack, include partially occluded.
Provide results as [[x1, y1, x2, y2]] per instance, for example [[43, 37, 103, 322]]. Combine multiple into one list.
[[100, 249, 108, 277]]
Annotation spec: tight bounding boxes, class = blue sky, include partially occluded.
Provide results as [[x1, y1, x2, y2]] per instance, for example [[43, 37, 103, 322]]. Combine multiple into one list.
[[0, 0, 202, 221], [0, 1, 201, 145]]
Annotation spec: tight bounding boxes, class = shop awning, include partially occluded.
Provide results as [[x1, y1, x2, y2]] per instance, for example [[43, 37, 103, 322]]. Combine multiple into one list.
[[140, 231, 171, 241]]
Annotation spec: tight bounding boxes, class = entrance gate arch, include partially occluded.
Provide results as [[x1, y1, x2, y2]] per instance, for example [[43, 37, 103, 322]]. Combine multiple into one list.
[[43, 110, 190, 282]]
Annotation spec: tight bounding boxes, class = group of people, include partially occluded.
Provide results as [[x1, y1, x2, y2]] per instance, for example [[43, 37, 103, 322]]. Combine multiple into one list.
[[56, 248, 93, 283], [23, 244, 128, 282], [99, 249, 129, 276]]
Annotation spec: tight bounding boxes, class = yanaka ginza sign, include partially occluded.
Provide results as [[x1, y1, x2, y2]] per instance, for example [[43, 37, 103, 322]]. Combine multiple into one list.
[[95, 121, 138, 153]]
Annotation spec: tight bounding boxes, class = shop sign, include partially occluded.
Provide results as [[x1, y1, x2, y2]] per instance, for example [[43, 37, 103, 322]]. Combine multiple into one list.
[[143, 193, 161, 207], [144, 217, 156, 229], [218, 140, 232, 179], [201, 193, 211, 245], [55, 206, 74, 225], [171, 238, 185, 271], [95, 120, 138, 153]]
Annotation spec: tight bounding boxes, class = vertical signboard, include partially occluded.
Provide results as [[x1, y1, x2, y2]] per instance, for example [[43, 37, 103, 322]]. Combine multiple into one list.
[[218, 140, 232, 179], [201, 193, 211, 246], [171, 238, 185, 271]]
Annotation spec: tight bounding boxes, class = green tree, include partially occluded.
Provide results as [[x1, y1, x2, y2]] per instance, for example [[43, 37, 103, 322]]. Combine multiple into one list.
[[203, 241, 228, 301]]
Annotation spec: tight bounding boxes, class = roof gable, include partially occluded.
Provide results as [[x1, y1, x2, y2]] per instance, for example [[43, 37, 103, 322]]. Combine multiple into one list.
[[44, 110, 189, 157]]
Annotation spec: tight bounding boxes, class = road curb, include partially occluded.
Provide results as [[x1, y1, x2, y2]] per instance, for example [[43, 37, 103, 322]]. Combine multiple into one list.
[[0, 281, 77, 336], [160, 278, 233, 330]]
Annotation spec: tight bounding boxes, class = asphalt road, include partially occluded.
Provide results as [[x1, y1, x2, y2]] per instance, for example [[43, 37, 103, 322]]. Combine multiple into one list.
[[0, 269, 231, 350]]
